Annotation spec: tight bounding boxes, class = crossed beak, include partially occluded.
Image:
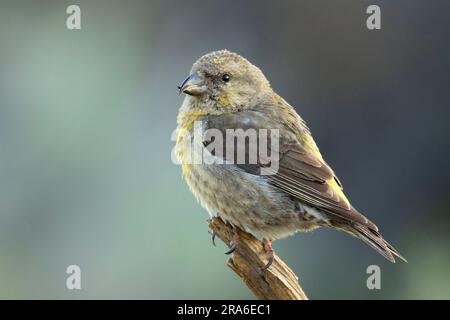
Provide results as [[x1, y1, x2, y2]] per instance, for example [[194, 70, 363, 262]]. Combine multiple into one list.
[[177, 73, 207, 96]]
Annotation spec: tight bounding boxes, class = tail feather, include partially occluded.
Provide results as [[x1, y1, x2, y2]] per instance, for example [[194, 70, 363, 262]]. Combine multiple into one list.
[[347, 224, 407, 263]]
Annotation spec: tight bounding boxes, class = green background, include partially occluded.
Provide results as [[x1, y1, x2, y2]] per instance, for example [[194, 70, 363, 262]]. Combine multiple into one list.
[[0, 0, 449, 299]]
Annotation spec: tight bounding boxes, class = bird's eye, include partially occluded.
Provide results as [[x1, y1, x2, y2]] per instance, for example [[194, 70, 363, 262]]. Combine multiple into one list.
[[222, 73, 230, 82]]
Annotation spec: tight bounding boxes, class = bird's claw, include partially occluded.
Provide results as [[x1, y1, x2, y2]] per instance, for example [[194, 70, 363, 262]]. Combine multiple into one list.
[[225, 227, 239, 255], [224, 242, 237, 255], [261, 254, 274, 271], [208, 230, 216, 247]]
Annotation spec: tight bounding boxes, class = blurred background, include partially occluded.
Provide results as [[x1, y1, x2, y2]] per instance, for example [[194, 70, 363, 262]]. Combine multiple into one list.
[[0, 0, 449, 299]]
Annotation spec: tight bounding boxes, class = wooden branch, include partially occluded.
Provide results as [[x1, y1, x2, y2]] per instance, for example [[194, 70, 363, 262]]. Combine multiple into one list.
[[208, 217, 308, 300]]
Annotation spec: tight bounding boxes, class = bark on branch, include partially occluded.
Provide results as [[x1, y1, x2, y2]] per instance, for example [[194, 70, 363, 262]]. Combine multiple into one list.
[[208, 217, 308, 300]]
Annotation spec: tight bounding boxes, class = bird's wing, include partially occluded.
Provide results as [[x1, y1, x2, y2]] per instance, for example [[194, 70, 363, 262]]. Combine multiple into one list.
[[202, 111, 375, 229], [264, 141, 373, 227]]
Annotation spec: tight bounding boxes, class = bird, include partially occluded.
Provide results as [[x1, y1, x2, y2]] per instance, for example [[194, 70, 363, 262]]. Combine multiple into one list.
[[174, 49, 406, 269]]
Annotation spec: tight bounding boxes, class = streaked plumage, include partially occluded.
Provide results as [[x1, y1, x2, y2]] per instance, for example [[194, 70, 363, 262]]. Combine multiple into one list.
[[175, 50, 406, 263]]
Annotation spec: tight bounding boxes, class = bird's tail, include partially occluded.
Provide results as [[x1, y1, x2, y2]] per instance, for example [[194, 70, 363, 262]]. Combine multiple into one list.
[[342, 223, 407, 263]]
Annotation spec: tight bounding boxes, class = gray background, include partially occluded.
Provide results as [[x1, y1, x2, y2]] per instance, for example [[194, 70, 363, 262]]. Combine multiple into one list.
[[0, 0, 449, 299]]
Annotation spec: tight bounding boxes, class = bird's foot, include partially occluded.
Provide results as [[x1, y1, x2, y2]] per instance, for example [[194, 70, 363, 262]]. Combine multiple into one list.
[[261, 238, 274, 271], [225, 227, 239, 255]]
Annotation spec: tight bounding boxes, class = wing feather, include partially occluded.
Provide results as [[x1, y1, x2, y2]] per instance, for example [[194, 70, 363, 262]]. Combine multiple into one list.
[[202, 111, 376, 229]]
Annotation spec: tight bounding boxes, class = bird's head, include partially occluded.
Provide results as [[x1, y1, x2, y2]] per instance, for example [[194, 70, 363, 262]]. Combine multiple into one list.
[[178, 50, 271, 111]]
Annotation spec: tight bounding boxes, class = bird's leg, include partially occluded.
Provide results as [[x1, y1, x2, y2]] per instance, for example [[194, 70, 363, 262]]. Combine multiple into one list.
[[225, 226, 239, 255], [261, 238, 274, 271]]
